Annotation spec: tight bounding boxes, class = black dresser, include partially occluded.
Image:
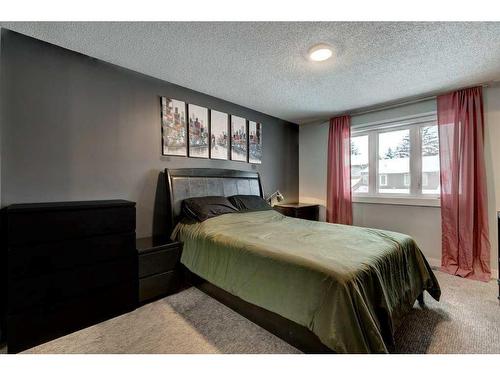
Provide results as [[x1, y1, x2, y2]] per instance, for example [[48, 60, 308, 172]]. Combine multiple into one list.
[[137, 237, 183, 304], [274, 203, 320, 221], [1, 200, 137, 353]]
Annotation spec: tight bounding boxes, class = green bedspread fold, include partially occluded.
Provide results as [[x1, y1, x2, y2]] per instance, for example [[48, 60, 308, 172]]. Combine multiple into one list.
[[173, 210, 440, 353]]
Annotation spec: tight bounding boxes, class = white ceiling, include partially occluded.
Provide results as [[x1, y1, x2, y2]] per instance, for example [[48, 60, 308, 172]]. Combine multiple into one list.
[[2, 22, 500, 123]]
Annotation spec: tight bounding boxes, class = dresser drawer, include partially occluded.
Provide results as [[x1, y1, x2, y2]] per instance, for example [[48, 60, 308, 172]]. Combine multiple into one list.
[[7, 281, 136, 353], [8, 232, 135, 280], [139, 270, 180, 303], [6, 206, 135, 245], [8, 256, 136, 313], [1, 200, 137, 352], [138, 246, 181, 278]]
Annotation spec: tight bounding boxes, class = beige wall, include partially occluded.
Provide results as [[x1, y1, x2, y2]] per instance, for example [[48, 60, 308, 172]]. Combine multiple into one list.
[[484, 85, 500, 276], [299, 87, 500, 275]]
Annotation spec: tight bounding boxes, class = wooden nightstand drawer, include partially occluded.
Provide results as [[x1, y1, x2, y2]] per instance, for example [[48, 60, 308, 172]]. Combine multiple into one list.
[[274, 203, 319, 221], [138, 246, 181, 278], [139, 271, 180, 303], [136, 237, 184, 303]]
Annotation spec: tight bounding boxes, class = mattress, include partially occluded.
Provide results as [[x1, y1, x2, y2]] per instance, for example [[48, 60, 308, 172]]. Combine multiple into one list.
[[173, 210, 440, 353]]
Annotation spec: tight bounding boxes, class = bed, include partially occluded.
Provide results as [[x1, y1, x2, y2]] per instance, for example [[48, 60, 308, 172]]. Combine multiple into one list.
[[165, 168, 441, 353]]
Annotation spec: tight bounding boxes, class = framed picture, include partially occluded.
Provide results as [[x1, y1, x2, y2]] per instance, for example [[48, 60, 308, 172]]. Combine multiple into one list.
[[161, 97, 187, 156], [188, 104, 209, 158], [230, 115, 247, 162], [249, 121, 262, 164], [210, 110, 229, 160]]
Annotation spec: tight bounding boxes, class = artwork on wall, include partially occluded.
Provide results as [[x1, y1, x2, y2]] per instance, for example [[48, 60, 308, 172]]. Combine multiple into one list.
[[160, 96, 262, 164], [231, 115, 248, 162], [161, 97, 187, 156], [188, 104, 209, 158], [210, 110, 229, 160], [249, 121, 262, 164]]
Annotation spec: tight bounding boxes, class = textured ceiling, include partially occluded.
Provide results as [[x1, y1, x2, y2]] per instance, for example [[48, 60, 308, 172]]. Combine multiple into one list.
[[2, 22, 500, 123]]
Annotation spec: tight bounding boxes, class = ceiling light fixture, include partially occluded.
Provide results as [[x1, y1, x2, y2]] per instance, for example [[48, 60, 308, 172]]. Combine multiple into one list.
[[308, 44, 333, 62]]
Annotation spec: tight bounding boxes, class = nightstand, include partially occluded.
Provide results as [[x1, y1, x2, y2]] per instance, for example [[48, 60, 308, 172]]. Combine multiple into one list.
[[274, 203, 320, 221], [136, 237, 183, 304]]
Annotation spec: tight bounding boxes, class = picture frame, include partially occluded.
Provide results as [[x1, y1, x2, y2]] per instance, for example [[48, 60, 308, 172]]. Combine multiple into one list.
[[230, 115, 247, 162], [188, 104, 209, 158], [161, 97, 187, 156], [249, 121, 262, 164], [161, 97, 260, 165], [210, 110, 229, 160]]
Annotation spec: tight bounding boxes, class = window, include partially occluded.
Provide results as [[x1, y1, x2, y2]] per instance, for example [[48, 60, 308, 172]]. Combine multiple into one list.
[[350, 135, 369, 193], [378, 129, 410, 194], [350, 114, 440, 203], [421, 125, 440, 194]]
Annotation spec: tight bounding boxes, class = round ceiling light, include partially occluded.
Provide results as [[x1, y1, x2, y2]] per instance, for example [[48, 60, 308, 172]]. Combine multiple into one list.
[[308, 44, 333, 62]]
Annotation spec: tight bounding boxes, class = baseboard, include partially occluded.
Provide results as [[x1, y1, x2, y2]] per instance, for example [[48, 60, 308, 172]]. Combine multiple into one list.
[[426, 257, 441, 270], [426, 256, 498, 281]]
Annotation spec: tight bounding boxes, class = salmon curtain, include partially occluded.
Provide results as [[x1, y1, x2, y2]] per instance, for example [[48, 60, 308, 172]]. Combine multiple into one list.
[[437, 86, 491, 282], [326, 115, 353, 225]]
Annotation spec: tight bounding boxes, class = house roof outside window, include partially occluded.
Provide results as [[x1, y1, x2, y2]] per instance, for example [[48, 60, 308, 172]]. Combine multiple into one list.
[[356, 155, 439, 174]]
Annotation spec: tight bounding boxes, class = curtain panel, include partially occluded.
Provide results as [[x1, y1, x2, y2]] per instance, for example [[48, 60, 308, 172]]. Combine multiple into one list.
[[437, 86, 491, 282], [326, 115, 353, 225]]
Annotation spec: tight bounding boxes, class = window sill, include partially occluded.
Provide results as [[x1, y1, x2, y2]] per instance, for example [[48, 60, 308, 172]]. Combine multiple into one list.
[[352, 195, 441, 207]]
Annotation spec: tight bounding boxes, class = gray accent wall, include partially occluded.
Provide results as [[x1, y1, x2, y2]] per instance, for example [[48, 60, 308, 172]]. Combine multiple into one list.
[[0, 29, 299, 237]]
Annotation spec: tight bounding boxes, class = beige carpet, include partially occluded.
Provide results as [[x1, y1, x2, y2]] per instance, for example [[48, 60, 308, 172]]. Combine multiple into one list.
[[1, 270, 499, 354], [394, 270, 500, 354], [22, 288, 300, 354]]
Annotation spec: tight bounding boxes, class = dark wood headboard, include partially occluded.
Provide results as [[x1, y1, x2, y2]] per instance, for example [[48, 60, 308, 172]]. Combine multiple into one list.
[[164, 168, 264, 235]]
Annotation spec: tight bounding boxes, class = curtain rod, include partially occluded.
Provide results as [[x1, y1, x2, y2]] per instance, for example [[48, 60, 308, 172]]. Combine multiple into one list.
[[305, 81, 495, 125], [349, 82, 492, 117], [349, 95, 437, 116]]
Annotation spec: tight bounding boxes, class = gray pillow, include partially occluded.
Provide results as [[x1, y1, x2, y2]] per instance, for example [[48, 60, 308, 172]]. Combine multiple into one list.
[[182, 196, 239, 222], [228, 195, 272, 212]]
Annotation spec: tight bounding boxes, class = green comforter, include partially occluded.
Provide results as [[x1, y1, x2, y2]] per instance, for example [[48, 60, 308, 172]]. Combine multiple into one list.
[[173, 210, 440, 353]]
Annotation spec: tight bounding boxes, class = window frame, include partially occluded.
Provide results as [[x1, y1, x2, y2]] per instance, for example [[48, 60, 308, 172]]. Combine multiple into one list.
[[350, 113, 440, 207], [403, 173, 410, 187], [422, 173, 429, 187], [379, 174, 387, 187]]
